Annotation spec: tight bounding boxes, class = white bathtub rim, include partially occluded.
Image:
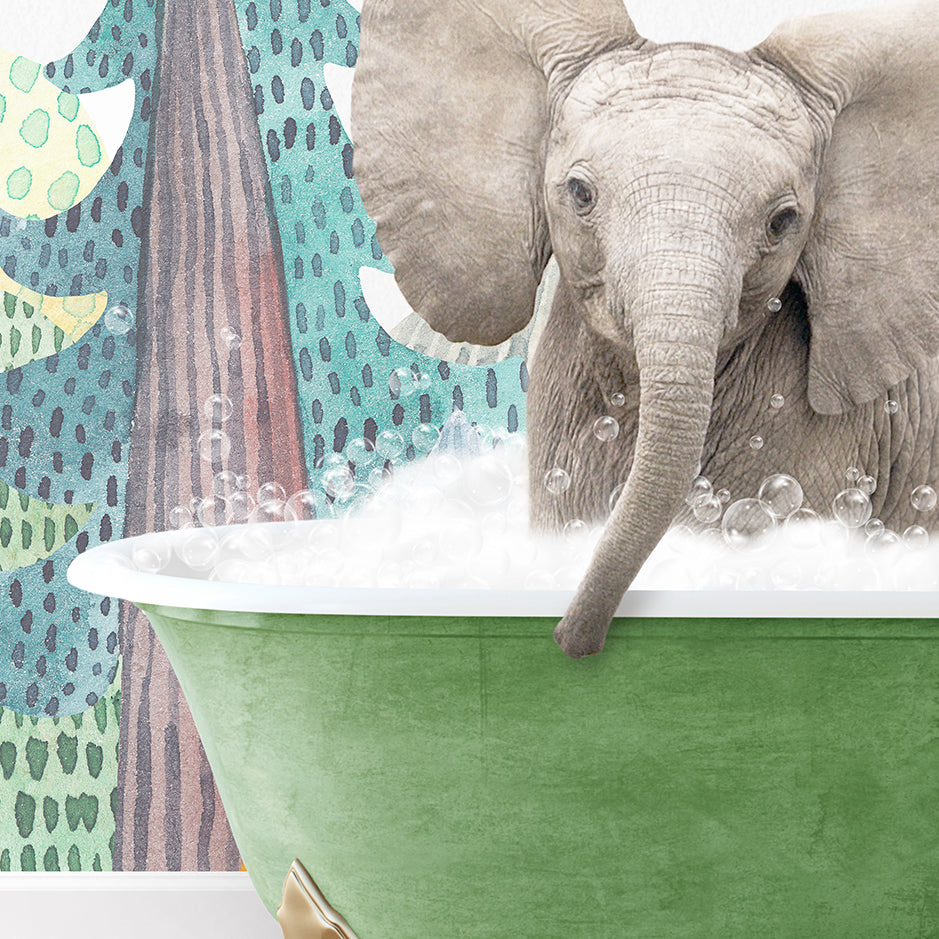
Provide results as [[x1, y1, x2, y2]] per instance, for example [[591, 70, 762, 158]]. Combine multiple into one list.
[[65, 525, 939, 619]]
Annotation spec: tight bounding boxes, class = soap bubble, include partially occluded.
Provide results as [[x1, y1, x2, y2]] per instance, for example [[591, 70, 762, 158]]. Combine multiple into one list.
[[858, 475, 876, 495], [721, 498, 777, 550], [832, 488, 873, 528], [715, 488, 731, 504], [345, 437, 376, 466], [784, 508, 821, 548], [411, 423, 440, 453], [257, 481, 287, 503], [911, 485, 937, 512], [685, 475, 712, 507], [693, 496, 722, 524], [235, 474, 250, 491], [286, 488, 329, 521], [770, 393, 785, 409], [195, 495, 232, 527], [250, 499, 298, 525], [198, 429, 231, 463], [757, 474, 803, 519], [212, 470, 240, 496], [319, 453, 348, 472], [593, 416, 619, 442], [367, 466, 390, 491], [219, 325, 242, 350], [388, 367, 416, 398], [322, 466, 354, 501], [865, 528, 902, 562], [464, 454, 513, 508], [375, 429, 405, 460], [132, 537, 171, 573], [884, 399, 899, 415], [167, 505, 193, 530], [766, 297, 782, 313], [749, 435, 764, 450], [228, 490, 256, 523], [903, 525, 929, 549], [769, 558, 802, 589], [223, 523, 274, 561], [203, 393, 233, 424], [105, 304, 135, 334], [544, 467, 571, 495], [411, 370, 432, 393], [176, 530, 220, 570], [609, 483, 625, 513], [562, 518, 589, 540], [610, 392, 626, 407], [431, 452, 463, 487], [864, 518, 885, 538], [845, 467, 860, 483]]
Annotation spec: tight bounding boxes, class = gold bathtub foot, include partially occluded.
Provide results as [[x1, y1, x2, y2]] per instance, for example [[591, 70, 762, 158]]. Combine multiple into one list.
[[277, 859, 360, 939]]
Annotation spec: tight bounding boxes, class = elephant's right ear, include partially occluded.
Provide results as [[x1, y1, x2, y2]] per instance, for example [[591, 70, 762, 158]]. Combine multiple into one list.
[[352, 0, 639, 345]]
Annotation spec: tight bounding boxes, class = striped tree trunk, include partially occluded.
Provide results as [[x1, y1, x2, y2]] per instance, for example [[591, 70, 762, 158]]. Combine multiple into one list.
[[118, 0, 307, 869]]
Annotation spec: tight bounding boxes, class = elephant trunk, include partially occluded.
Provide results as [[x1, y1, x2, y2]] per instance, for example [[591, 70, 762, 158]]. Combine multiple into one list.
[[554, 255, 737, 657]]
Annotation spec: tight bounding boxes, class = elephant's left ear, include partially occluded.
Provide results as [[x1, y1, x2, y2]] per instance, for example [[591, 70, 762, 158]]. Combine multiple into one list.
[[756, 1, 939, 415]]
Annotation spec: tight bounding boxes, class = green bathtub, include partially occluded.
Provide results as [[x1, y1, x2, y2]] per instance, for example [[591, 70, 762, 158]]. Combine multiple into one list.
[[69, 525, 939, 938]]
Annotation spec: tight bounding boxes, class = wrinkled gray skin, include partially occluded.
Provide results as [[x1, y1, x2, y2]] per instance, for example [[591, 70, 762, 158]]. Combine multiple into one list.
[[353, 0, 939, 657]]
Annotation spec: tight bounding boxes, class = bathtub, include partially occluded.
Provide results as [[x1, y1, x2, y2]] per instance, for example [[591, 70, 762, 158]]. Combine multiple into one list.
[[69, 523, 939, 938]]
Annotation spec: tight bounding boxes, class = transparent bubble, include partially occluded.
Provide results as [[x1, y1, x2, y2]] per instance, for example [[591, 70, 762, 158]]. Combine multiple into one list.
[[766, 297, 782, 313], [721, 498, 777, 550], [857, 474, 876, 495], [176, 530, 220, 570], [609, 483, 625, 513], [903, 525, 929, 549], [250, 499, 299, 524], [345, 437, 376, 466], [210, 470, 237, 497], [367, 466, 389, 491], [770, 393, 785, 409], [132, 539, 170, 573], [592, 415, 619, 442], [562, 518, 589, 540], [168, 505, 193, 530], [610, 392, 626, 408], [411, 370, 432, 393], [693, 495, 722, 524], [784, 508, 821, 548], [203, 393, 233, 424], [322, 466, 354, 501], [431, 452, 463, 487], [283, 489, 322, 521], [865, 518, 885, 538], [375, 429, 405, 461], [411, 423, 440, 453], [256, 481, 286, 503], [685, 475, 712, 507], [831, 488, 873, 528], [911, 484, 937, 512], [388, 367, 416, 398], [757, 474, 803, 519], [464, 455, 513, 508], [105, 304, 135, 335], [198, 429, 231, 464], [845, 467, 860, 483], [865, 529, 902, 560], [228, 490, 256, 523], [716, 488, 731, 504], [188, 496, 202, 515], [320, 452, 348, 472], [235, 474, 250, 491], [544, 467, 571, 495], [195, 495, 232, 527], [749, 435, 764, 450], [884, 399, 899, 415], [219, 325, 242, 350]]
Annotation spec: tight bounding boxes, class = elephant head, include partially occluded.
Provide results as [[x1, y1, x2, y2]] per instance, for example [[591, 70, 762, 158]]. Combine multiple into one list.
[[352, 0, 939, 656]]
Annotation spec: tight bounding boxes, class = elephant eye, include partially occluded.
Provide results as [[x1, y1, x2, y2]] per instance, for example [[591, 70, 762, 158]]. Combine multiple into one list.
[[767, 206, 799, 242], [567, 176, 595, 213]]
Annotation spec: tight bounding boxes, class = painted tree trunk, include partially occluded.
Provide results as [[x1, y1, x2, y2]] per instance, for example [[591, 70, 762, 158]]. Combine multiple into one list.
[[118, 0, 307, 869]]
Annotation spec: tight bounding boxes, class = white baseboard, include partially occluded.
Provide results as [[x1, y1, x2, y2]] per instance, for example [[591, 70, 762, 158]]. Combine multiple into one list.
[[0, 872, 283, 939]]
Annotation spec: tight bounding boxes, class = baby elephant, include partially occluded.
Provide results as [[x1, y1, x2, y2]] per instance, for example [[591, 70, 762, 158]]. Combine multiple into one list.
[[353, 0, 939, 656]]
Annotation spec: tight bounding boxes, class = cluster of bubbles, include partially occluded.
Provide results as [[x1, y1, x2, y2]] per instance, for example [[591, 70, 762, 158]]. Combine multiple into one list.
[[632, 466, 939, 590]]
